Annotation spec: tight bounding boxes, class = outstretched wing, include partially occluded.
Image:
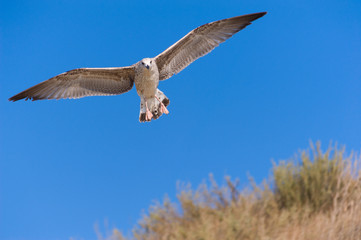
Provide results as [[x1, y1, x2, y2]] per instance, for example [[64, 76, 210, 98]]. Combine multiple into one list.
[[9, 66, 135, 101], [155, 12, 266, 81]]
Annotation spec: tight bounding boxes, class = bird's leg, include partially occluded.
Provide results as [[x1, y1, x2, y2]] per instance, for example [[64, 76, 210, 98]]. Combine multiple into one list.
[[145, 101, 153, 121], [155, 96, 169, 114]]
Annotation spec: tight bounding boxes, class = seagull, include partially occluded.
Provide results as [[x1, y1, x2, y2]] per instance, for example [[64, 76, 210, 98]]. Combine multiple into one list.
[[9, 12, 267, 122]]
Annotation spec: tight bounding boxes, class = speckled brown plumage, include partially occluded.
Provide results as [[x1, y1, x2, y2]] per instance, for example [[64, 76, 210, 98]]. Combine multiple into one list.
[[9, 12, 266, 122]]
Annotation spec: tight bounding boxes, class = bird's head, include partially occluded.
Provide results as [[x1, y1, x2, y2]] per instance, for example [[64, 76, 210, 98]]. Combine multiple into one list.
[[139, 58, 153, 70]]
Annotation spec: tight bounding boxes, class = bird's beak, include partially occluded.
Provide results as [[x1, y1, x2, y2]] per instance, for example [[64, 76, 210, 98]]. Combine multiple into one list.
[[146, 65, 150, 70]]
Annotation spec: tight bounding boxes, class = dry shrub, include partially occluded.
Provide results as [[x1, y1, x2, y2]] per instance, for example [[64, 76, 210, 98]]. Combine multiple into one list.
[[105, 142, 361, 240]]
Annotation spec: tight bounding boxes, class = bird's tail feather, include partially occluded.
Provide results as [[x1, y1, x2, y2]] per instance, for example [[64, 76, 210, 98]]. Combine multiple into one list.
[[139, 89, 170, 122]]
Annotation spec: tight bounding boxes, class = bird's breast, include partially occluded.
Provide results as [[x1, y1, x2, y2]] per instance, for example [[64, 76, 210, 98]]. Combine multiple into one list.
[[134, 69, 159, 98]]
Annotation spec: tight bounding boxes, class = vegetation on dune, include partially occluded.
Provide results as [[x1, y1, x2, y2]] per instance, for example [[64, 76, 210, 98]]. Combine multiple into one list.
[[99, 142, 361, 240]]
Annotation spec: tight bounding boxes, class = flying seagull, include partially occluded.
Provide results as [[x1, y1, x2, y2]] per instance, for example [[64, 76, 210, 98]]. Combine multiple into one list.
[[9, 12, 267, 122]]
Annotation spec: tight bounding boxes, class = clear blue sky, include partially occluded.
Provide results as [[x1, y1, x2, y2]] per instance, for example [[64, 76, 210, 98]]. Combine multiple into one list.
[[1, 0, 361, 239]]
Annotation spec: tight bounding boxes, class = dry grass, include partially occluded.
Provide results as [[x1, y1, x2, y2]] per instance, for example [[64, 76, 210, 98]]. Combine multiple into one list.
[[101, 142, 361, 240]]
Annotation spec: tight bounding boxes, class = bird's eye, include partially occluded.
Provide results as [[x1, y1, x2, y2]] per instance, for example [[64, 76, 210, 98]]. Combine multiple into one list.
[[142, 62, 144, 65], [150, 60, 152, 64]]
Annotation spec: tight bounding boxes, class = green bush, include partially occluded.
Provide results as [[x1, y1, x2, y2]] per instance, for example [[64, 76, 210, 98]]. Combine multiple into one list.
[[100, 142, 361, 240], [273, 142, 351, 212]]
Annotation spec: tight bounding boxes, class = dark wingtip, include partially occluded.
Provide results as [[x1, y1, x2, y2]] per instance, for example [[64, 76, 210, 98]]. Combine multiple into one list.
[[248, 12, 267, 22], [8, 95, 22, 102], [8, 92, 30, 102], [9, 88, 45, 102], [9, 93, 37, 102]]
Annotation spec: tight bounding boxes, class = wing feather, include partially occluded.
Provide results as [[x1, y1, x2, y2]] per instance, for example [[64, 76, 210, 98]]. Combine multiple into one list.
[[9, 66, 135, 101], [155, 12, 267, 80]]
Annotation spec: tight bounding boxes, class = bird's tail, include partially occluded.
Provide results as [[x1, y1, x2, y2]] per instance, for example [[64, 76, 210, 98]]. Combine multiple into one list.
[[139, 89, 170, 122]]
